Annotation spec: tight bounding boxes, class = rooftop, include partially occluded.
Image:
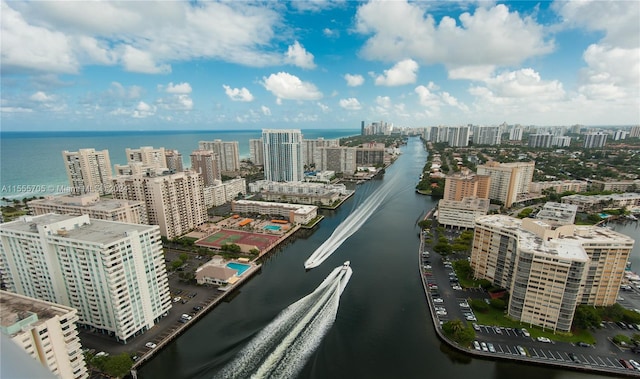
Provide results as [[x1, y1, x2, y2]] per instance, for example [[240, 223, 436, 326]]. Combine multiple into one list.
[[1, 214, 158, 245], [0, 291, 74, 336]]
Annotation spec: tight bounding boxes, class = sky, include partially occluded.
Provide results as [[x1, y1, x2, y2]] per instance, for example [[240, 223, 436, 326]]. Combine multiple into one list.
[[1, 0, 639, 132]]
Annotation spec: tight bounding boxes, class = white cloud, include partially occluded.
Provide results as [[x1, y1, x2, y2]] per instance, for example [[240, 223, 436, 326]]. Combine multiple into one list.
[[356, 2, 553, 79], [577, 44, 640, 101], [317, 102, 329, 112], [165, 82, 192, 94], [374, 59, 419, 86], [284, 41, 316, 69], [1, 1, 282, 74], [120, 45, 171, 74], [323, 28, 339, 38], [1, 2, 79, 74], [108, 82, 143, 99], [261, 105, 271, 116], [132, 101, 155, 118], [344, 73, 365, 87], [223, 85, 254, 102], [375, 96, 392, 108], [552, 1, 640, 48], [30, 91, 55, 102], [262, 72, 323, 101], [339, 97, 362, 110]]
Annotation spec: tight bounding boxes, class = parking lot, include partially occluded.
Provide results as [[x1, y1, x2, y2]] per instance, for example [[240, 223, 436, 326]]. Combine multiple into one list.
[[420, 233, 640, 376]]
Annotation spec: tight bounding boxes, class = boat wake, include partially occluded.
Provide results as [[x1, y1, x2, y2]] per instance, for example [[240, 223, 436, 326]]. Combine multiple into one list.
[[214, 262, 353, 379], [304, 178, 394, 269]]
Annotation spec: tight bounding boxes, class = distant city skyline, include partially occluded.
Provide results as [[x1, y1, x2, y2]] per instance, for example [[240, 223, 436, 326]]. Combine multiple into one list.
[[1, 1, 639, 131]]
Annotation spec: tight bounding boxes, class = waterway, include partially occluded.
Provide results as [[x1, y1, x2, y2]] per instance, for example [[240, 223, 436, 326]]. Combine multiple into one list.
[[139, 137, 609, 379]]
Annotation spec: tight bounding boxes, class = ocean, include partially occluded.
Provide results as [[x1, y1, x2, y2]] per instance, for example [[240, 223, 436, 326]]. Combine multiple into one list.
[[0, 129, 359, 200]]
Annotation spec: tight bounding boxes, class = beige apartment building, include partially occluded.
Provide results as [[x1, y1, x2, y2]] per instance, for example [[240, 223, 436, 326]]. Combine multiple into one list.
[[0, 214, 171, 343], [191, 150, 222, 187], [471, 215, 634, 332], [1, 291, 88, 379], [112, 170, 206, 239], [62, 149, 113, 195], [125, 146, 167, 169], [437, 197, 490, 229], [476, 161, 535, 208], [28, 193, 147, 224], [443, 169, 490, 201], [198, 140, 240, 172]]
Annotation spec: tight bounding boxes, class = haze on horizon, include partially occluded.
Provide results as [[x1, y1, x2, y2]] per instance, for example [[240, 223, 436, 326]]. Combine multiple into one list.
[[1, 1, 639, 132]]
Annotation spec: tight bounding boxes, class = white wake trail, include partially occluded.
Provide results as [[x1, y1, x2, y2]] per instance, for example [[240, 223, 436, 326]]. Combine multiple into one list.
[[214, 263, 352, 379], [304, 179, 394, 269]]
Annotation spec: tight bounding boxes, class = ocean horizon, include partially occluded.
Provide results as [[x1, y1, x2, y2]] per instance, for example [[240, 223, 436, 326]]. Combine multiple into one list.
[[0, 128, 359, 200]]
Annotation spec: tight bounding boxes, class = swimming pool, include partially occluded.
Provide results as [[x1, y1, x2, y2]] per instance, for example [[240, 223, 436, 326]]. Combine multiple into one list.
[[264, 225, 281, 231], [226, 262, 251, 276]]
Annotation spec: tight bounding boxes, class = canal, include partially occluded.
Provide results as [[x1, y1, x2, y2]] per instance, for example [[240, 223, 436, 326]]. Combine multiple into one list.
[[139, 137, 609, 379]]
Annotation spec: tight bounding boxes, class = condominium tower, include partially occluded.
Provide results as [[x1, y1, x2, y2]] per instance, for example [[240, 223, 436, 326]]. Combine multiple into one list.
[[0, 214, 172, 343], [190, 150, 222, 187], [262, 129, 303, 182], [28, 193, 147, 224], [443, 169, 490, 201], [1, 290, 88, 379], [62, 149, 113, 195], [470, 215, 634, 332], [249, 139, 264, 166], [112, 170, 206, 239], [583, 132, 608, 148], [125, 146, 167, 169], [476, 161, 535, 208], [165, 149, 184, 172], [302, 138, 339, 168], [198, 140, 240, 172]]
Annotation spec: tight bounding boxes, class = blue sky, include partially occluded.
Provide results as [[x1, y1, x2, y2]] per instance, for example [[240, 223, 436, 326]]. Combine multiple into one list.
[[1, 0, 638, 131]]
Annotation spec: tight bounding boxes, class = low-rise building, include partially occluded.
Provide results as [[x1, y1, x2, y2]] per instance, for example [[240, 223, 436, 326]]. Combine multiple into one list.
[[437, 197, 490, 229], [203, 178, 247, 208], [561, 193, 640, 213], [248, 180, 352, 207], [589, 179, 639, 192], [529, 180, 589, 194], [535, 202, 578, 225], [231, 200, 317, 225], [195, 256, 241, 286]]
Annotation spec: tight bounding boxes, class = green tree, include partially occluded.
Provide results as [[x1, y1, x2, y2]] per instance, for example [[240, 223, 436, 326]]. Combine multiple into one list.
[[418, 219, 433, 229], [102, 353, 133, 379], [442, 319, 475, 346], [179, 253, 189, 262], [573, 305, 602, 330]]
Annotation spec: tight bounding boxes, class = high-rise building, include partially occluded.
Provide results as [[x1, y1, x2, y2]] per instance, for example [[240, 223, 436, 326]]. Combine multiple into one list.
[[262, 129, 303, 182], [202, 178, 247, 208], [28, 192, 147, 224], [583, 132, 608, 148], [198, 140, 240, 172], [552, 136, 572, 148], [249, 139, 264, 166], [630, 126, 640, 138], [317, 146, 357, 174], [477, 161, 535, 208], [428, 126, 470, 147], [613, 130, 628, 141], [62, 149, 113, 195], [112, 170, 206, 239], [190, 150, 221, 187], [470, 215, 634, 332], [125, 146, 167, 169], [302, 138, 339, 168], [509, 126, 524, 141], [528, 133, 553, 148], [165, 149, 184, 172], [472, 125, 501, 145], [1, 291, 88, 379], [0, 214, 171, 343], [356, 143, 386, 167], [443, 169, 491, 201]]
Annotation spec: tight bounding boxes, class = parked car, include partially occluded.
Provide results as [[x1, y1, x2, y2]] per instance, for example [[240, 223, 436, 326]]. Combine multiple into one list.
[[145, 342, 156, 349], [473, 341, 481, 351], [487, 343, 496, 353], [537, 336, 551, 343], [577, 342, 592, 347], [521, 328, 530, 337]]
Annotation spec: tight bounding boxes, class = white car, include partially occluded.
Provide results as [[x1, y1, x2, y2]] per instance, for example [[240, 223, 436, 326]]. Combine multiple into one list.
[[487, 343, 496, 353], [473, 341, 481, 350], [481, 342, 488, 352], [436, 310, 448, 316], [459, 302, 469, 308], [536, 336, 551, 343], [145, 342, 156, 349], [433, 298, 444, 303]]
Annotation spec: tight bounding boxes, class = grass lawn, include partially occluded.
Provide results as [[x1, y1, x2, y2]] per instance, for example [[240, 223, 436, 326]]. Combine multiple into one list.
[[470, 303, 596, 344]]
